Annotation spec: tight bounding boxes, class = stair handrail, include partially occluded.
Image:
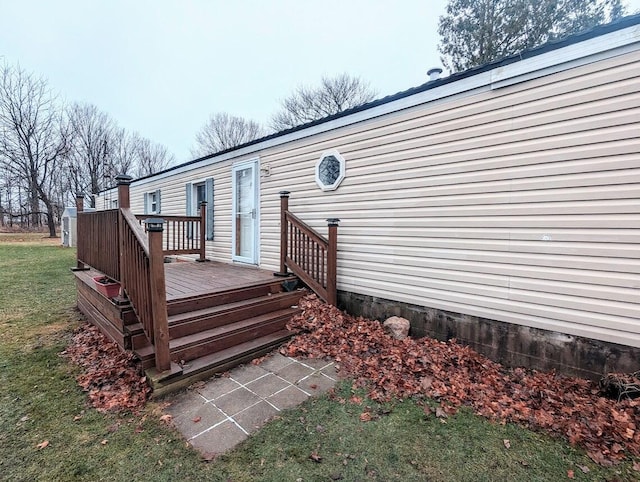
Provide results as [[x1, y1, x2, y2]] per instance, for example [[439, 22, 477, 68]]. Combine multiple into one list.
[[116, 176, 171, 372], [277, 191, 339, 305], [75, 177, 171, 373]]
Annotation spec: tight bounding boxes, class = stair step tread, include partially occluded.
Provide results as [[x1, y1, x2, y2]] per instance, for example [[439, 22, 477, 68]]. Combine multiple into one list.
[[168, 291, 301, 324], [181, 329, 293, 375], [166, 277, 299, 315], [125, 322, 144, 335], [135, 344, 154, 359], [169, 308, 298, 350]]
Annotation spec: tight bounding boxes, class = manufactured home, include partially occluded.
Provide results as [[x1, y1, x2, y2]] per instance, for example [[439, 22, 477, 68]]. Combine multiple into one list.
[[78, 15, 640, 391]]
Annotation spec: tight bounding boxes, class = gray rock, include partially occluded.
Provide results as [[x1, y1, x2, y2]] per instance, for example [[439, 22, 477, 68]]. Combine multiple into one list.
[[383, 316, 410, 340]]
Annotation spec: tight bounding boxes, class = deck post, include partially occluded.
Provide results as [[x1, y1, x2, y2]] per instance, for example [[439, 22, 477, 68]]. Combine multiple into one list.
[[76, 193, 85, 213], [73, 193, 89, 271], [275, 191, 290, 276], [197, 201, 207, 262], [145, 218, 171, 373], [326, 218, 340, 306], [115, 175, 133, 299], [115, 174, 133, 209]]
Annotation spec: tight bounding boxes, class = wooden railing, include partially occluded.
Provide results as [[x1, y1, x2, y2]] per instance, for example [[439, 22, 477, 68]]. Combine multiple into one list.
[[75, 175, 171, 372], [77, 209, 120, 281], [278, 192, 339, 305], [136, 203, 206, 261], [119, 209, 170, 371]]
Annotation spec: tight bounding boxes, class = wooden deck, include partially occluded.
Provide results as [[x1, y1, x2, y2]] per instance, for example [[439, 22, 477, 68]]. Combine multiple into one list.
[[164, 261, 279, 300], [75, 259, 304, 395], [74, 183, 332, 395]]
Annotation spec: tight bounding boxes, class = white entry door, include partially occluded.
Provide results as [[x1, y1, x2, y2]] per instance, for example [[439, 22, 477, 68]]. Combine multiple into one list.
[[232, 160, 259, 264]]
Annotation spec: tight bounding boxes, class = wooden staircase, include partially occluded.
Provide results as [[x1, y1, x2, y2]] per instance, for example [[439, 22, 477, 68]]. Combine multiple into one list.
[[75, 184, 337, 397], [131, 277, 304, 395], [75, 268, 304, 397]]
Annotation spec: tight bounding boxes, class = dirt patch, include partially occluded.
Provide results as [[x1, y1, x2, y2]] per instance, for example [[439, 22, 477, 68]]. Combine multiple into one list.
[[0, 233, 60, 245]]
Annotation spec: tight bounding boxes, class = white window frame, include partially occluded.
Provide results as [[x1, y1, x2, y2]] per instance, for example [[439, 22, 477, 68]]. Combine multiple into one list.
[[145, 190, 159, 214], [191, 180, 207, 214], [315, 149, 346, 191]]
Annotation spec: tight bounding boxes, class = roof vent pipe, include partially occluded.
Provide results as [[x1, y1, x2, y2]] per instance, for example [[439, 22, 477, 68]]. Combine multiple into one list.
[[427, 67, 443, 81]]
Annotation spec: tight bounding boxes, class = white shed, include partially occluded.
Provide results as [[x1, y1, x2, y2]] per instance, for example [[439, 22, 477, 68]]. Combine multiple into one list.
[[61, 207, 77, 247]]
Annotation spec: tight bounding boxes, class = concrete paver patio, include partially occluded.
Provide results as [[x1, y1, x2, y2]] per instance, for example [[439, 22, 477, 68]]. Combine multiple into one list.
[[164, 352, 338, 457]]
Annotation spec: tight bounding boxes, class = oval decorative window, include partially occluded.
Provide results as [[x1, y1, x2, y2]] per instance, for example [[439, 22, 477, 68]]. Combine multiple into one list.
[[315, 149, 345, 191]]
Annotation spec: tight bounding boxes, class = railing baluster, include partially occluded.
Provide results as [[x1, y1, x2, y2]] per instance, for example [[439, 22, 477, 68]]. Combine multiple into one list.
[[276, 194, 339, 306], [133, 214, 205, 259]]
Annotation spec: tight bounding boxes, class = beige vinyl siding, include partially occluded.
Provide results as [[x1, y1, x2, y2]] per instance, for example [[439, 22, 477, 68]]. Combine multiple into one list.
[[254, 48, 640, 348], [127, 161, 237, 263], [111, 42, 640, 349]]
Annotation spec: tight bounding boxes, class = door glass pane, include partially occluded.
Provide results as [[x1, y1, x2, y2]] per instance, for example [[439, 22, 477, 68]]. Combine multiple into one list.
[[235, 166, 254, 258], [195, 183, 206, 213]]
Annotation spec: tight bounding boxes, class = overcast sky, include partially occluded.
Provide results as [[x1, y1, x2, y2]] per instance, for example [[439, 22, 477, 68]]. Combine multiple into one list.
[[1, 1, 638, 163]]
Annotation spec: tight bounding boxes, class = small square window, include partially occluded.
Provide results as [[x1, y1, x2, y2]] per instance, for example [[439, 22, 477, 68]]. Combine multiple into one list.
[[149, 193, 157, 213], [315, 150, 345, 191], [145, 190, 160, 214]]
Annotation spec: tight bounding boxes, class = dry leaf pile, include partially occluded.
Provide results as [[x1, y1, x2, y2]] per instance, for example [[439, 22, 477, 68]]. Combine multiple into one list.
[[283, 295, 640, 465], [63, 323, 150, 412]]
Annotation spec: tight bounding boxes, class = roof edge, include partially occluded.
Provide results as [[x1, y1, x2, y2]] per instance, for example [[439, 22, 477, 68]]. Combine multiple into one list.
[[119, 13, 640, 188]]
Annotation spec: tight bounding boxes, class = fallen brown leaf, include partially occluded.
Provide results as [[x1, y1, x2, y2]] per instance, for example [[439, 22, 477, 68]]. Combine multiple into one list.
[[203, 452, 217, 462], [282, 295, 640, 466], [63, 323, 150, 413], [159, 414, 173, 424], [567, 469, 575, 479], [503, 439, 511, 449], [309, 451, 322, 463], [36, 440, 49, 450], [577, 464, 590, 474], [359, 412, 372, 422], [192, 416, 202, 423]]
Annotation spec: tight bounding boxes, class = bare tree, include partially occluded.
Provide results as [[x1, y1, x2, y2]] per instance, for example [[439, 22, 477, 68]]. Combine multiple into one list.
[[438, 0, 625, 72], [270, 73, 377, 131], [110, 128, 139, 178], [133, 137, 175, 178], [0, 63, 69, 236], [191, 112, 265, 157], [65, 102, 116, 199]]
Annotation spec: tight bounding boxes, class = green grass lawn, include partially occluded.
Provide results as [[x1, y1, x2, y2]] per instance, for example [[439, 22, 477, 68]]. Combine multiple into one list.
[[0, 234, 637, 481]]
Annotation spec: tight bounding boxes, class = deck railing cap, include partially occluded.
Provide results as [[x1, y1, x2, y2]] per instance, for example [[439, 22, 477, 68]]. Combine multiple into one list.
[[279, 191, 290, 197], [326, 218, 341, 226], [115, 174, 133, 185], [144, 218, 165, 232]]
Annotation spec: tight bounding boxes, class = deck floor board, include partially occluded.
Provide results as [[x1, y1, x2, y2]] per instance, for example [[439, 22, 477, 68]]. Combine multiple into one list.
[[164, 261, 278, 301], [79, 261, 287, 303]]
